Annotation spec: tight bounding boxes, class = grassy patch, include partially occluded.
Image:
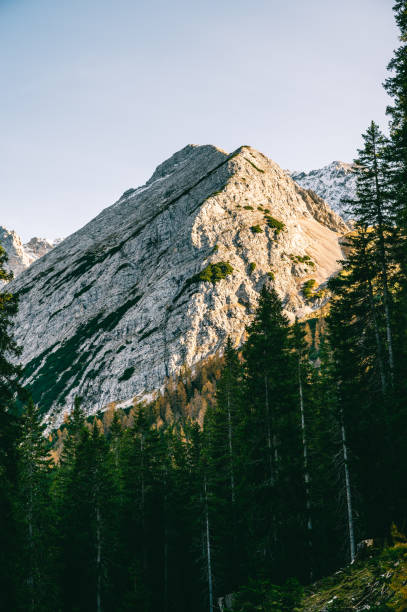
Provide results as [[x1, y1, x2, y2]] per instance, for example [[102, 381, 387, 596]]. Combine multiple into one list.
[[245, 157, 265, 173], [264, 215, 286, 234], [119, 366, 135, 382], [250, 225, 263, 234], [289, 254, 316, 268], [302, 279, 317, 300]]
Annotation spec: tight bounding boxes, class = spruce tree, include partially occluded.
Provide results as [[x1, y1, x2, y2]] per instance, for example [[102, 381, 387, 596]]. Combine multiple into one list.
[[0, 246, 23, 609], [243, 286, 304, 581], [16, 399, 55, 611]]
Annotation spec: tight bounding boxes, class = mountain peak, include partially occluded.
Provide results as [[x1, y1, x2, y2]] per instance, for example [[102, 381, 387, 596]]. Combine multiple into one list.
[[290, 161, 357, 219], [9, 145, 348, 421]]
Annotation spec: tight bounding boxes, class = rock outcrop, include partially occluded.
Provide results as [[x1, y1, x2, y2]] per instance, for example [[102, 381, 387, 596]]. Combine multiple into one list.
[[8, 145, 348, 419], [0, 226, 59, 280]]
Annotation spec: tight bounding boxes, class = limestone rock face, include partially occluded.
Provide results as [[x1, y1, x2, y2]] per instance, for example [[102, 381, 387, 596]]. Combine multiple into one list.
[[0, 226, 58, 280], [8, 145, 348, 419]]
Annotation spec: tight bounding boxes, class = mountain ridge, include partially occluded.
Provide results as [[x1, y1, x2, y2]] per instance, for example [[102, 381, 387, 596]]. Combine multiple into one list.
[[8, 144, 348, 421]]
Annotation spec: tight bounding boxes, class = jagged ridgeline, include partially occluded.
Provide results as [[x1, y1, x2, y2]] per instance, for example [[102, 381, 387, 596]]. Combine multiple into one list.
[[9, 145, 347, 418]]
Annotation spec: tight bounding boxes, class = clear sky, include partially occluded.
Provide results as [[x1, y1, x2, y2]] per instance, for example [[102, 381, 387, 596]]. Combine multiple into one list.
[[0, 0, 398, 241]]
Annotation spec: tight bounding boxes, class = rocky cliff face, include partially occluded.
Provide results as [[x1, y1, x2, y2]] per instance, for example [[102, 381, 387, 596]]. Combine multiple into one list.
[[8, 145, 348, 419], [291, 161, 357, 220], [0, 226, 59, 280]]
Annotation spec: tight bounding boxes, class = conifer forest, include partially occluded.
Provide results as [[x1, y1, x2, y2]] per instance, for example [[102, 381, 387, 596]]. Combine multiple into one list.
[[1, 2, 407, 611]]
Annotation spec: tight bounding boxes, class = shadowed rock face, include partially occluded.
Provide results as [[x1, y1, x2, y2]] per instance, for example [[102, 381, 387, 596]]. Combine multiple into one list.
[[9, 144, 348, 419]]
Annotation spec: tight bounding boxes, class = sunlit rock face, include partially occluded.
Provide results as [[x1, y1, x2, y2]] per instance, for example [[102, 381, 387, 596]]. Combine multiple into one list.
[[9, 145, 348, 419], [0, 226, 59, 280]]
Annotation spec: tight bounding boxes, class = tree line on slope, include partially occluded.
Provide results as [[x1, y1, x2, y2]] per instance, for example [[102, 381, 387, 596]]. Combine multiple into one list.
[[0, 258, 406, 611]]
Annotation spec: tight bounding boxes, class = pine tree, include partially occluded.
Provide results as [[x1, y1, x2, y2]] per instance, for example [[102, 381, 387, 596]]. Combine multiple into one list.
[[0, 246, 23, 609], [384, 0, 407, 233], [242, 286, 304, 581], [292, 319, 314, 578], [384, 1, 407, 525], [345, 121, 397, 383], [16, 399, 55, 611], [202, 338, 247, 595]]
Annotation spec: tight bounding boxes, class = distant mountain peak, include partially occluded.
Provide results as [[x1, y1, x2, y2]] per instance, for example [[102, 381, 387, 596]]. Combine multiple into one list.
[[290, 161, 357, 219], [0, 226, 61, 280]]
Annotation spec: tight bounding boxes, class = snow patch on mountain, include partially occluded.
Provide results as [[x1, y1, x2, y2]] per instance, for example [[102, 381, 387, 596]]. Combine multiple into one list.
[[290, 161, 357, 220]]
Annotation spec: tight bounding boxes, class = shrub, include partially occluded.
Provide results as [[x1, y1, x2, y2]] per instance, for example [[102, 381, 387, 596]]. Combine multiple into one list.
[[244, 205, 254, 210], [302, 278, 317, 300], [249, 262, 256, 274], [250, 225, 263, 234], [267, 271, 275, 280], [265, 215, 286, 234], [119, 366, 135, 382], [212, 244, 219, 253], [190, 262, 233, 284], [289, 254, 316, 267]]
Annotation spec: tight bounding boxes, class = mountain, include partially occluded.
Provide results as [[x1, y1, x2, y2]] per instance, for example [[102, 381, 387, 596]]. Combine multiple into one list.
[[290, 161, 357, 220], [0, 226, 60, 280], [8, 145, 348, 420]]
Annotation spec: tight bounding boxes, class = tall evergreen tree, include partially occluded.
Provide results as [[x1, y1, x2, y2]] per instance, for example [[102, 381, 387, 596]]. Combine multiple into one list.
[[0, 246, 22, 609], [345, 121, 397, 383], [243, 286, 305, 581], [16, 399, 55, 611]]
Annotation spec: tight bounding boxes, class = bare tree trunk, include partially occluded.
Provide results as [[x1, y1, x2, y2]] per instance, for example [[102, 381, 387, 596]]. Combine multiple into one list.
[[96, 504, 102, 612], [226, 387, 235, 504], [204, 476, 214, 612], [297, 360, 313, 578], [163, 467, 168, 612], [339, 405, 356, 563], [264, 374, 275, 486], [140, 433, 147, 572], [28, 450, 35, 612]]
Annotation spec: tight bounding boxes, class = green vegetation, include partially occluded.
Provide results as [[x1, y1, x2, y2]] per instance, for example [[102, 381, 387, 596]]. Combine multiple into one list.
[[243, 205, 254, 210], [249, 262, 256, 274], [264, 215, 286, 234], [119, 366, 135, 382], [250, 225, 263, 234], [212, 244, 219, 253], [245, 157, 265, 173], [302, 278, 317, 300], [267, 270, 275, 280], [297, 544, 407, 611], [23, 292, 142, 411], [289, 254, 316, 268], [189, 261, 234, 284]]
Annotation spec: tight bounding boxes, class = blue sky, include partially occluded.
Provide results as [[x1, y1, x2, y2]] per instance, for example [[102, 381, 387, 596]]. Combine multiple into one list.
[[0, 0, 398, 241]]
